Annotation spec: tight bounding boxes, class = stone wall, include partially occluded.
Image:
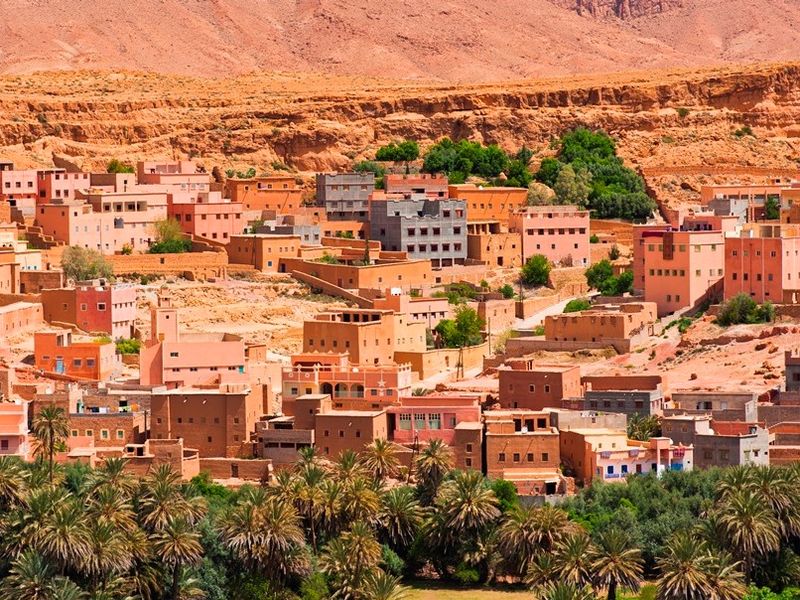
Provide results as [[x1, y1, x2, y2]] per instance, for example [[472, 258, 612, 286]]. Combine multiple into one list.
[[106, 252, 228, 280], [199, 457, 273, 482], [394, 341, 490, 380], [505, 336, 631, 355]]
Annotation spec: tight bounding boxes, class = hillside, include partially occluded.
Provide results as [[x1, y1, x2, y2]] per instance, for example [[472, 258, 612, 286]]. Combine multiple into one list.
[[2, 0, 800, 80]]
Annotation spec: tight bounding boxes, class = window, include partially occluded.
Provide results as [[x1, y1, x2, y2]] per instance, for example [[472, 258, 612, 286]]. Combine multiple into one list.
[[116, 429, 125, 440], [527, 453, 534, 462], [85, 429, 94, 437], [338, 430, 345, 438], [415, 414, 426, 430], [607, 465, 614, 475], [621, 464, 629, 474], [97, 303, 106, 311], [465, 458, 472, 467], [513, 453, 520, 462], [498, 452, 506, 462], [100, 429, 109, 440], [428, 413, 441, 430], [542, 453, 549, 462], [466, 443, 473, 453]]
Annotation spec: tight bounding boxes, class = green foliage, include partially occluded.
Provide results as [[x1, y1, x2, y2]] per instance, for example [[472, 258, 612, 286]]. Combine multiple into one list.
[[535, 127, 655, 221], [531, 324, 545, 336], [526, 182, 555, 206], [300, 572, 330, 600], [676, 107, 690, 118], [354, 160, 386, 188], [585, 259, 614, 290], [765, 195, 781, 220], [453, 562, 481, 586], [521, 254, 551, 287], [432, 282, 478, 304], [149, 218, 191, 254], [422, 138, 533, 187], [317, 253, 341, 265], [115, 338, 141, 355], [608, 244, 621, 260], [120, 243, 133, 255], [380, 545, 405, 577], [627, 414, 661, 441], [745, 586, 800, 600], [434, 305, 484, 348], [734, 125, 755, 138], [479, 279, 489, 290], [149, 238, 192, 254], [489, 479, 520, 514], [717, 293, 775, 326], [335, 231, 355, 239], [106, 159, 134, 173], [585, 261, 632, 296], [225, 167, 257, 179], [589, 234, 600, 244], [564, 298, 592, 313], [376, 140, 420, 164], [61, 245, 113, 282], [498, 284, 516, 299]]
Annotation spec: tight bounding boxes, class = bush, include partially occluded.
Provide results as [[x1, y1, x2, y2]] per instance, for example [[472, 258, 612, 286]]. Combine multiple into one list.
[[317, 253, 340, 265], [734, 125, 755, 138], [453, 562, 480, 586], [299, 572, 330, 600], [599, 270, 634, 296], [585, 259, 614, 290], [490, 479, 519, 513], [434, 305, 484, 348], [520, 254, 551, 287], [149, 218, 191, 254], [498, 284, 516, 299], [422, 138, 533, 187], [765, 195, 781, 220], [149, 238, 191, 254], [589, 234, 600, 244], [334, 231, 355, 239], [375, 140, 419, 164], [380, 545, 405, 576], [676, 107, 690, 118], [608, 244, 621, 260], [564, 298, 592, 313], [61, 246, 113, 282], [120, 243, 133, 255], [106, 159, 134, 174], [717, 293, 775, 326], [115, 338, 141, 355]]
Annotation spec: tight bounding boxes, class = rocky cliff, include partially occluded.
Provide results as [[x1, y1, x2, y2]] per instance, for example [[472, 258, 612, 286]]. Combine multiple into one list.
[[549, 0, 682, 19]]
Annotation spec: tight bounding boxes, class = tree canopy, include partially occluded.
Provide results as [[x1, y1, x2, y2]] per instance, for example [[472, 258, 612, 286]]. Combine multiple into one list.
[[61, 246, 113, 282], [521, 254, 551, 287], [421, 138, 533, 187], [535, 128, 656, 221], [434, 305, 484, 348], [149, 218, 192, 254]]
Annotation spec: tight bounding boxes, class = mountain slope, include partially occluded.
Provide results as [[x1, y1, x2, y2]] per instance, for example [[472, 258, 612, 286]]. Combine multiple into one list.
[[2, 0, 800, 80]]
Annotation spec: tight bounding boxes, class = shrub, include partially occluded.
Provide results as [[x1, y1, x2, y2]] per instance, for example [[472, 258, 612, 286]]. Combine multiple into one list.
[[422, 138, 532, 187], [453, 562, 480, 586], [585, 259, 614, 290], [380, 545, 405, 577], [520, 254, 551, 287], [531, 325, 545, 336], [317, 253, 340, 265], [564, 298, 592, 313], [479, 279, 489, 290], [299, 572, 330, 600], [498, 284, 516, 299], [107, 159, 134, 174], [120, 243, 133, 255], [115, 338, 141, 355], [434, 305, 484, 348], [608, 244, 621, 260], [375, 140, 419, 164], [676, 107, 690, 118], [734, 125, 755, 138], [334, 231, 355, 239], [61, 246, 113, 282], [149, 218, 191, 254], [489, 479, 520, 513], [148, 238, 191, 254], [717, 293, 775, 326], [589, 234, 600, 244], [765, 195, 781, 220]]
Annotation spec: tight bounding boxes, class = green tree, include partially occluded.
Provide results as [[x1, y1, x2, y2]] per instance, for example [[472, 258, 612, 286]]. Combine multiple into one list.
[[585, 260, 614, 291], [360, 439, 401, 484], [434, 305, 484, 348], [564, 298, 591, 313], [553, 165, 592, 207], [31, 406, 70, 485], [498, 284, 516, 299], [106, 159, 134, 174], [590, 528, 644, 600], [61, 246, 113, 282], [521, 254, 551, 287], [526, 182, 556, 206], [717, 294, 775, 326], [765, 196, 781, 220], [415, 440, 454, 506], [149, 218, 191, 254]]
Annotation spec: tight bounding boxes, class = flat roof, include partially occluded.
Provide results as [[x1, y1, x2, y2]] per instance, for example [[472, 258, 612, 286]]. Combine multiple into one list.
[[317, 410, 384, 417], [564, 428, 627, 436], [0, 301, 38, 313], [454, 422, 483, 430]]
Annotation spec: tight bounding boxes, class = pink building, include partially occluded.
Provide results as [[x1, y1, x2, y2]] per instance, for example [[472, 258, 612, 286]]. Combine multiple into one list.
[[37, 170, 90, 204], [281, 353, 413, 415], [509, 205, 590, 267], [139, 294, 247, 388], [386, 395, 481, 446], [0, 167, 39, 221], [0, 401, 29, 458], [169, 192, 246, 242], [638, 228, 725, 316], [36, 189, 168, 254], [41, 280, 137, 339], [725, 224, 800, 303]]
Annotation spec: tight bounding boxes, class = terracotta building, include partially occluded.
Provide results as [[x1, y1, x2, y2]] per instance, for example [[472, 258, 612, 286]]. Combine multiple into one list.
[[449, 184, 527, 223], [544, 302, 657, 348], [139, 294, 247, 388], [384, 174, 448, 198], [281, 353, 413, 415], [169, 192, 246, 242], [637, 228, 725, 316], [466, 221, 522, 268], [724, 224, 800, 303], [498, 361, 582, 410], [509, 205, 590, 267], [37, 170, 90, 204], [34, 329, 117, 381], [149, 383, 261, 458], [280, 256, 434, 292], [315, 407, 388, 459], [41, 280, 137, 339], [0, 301, 44, 338], [225, 176, 303, 215], [0, 400, 29, 458], [484, 409, 565, 495], [227, 234, 303, 272]]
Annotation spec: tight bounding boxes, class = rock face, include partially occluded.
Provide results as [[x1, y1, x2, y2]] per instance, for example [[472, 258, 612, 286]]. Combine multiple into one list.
[[550, 0, 683, 19], [1, 0, 800, 80]]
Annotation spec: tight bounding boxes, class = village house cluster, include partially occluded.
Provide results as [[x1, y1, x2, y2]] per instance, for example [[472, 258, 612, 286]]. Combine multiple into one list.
[[1, 156, 800, 495]]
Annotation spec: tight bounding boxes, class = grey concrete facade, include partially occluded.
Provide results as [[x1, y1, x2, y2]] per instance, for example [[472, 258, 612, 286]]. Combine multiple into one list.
[[693, 427, 770, 469], [369, 196, 467, 268], [580, 389, 664, 417], [315, 172, 374, 221]]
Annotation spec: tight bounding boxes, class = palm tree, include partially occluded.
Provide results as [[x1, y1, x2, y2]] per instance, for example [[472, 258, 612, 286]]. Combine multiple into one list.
[[48, 578, 86, 600], [552, 531, 595, 590], [716, 465, 754, 500], [704, 552, 747, 600], [318, 479, 344, 540], [361, 570, 409, 600], [84, 521, 133, 594], [747, 466, 800, 540], [436, 469, 498, 540], [91, 457, 137, 497], [152, 518, 203, 600], [361, 439, 400, 483], [31, 406, 70, 485], [0, 456, 25, 510], [525, 553, 559, 591], [656, 531, 713, 600], [414, 439, 453, 504], [320, 521, 382, 598], [590, 528, 643, 600], [496, 504, 573, 576], [715, 488, 780, 579], [295, 465, 326, 551], [376, 486, 426, 552], [334, 449, 367, 484], [35, 500, 92, 575], [138, 466, 206, 532], [537, 582, 595, 600], [340, 476, 381, 524], [0, 551, 55, 600]]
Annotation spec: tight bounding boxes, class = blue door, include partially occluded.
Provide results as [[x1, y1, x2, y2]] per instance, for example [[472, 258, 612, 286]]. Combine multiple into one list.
[[55, 358, 64, 374]]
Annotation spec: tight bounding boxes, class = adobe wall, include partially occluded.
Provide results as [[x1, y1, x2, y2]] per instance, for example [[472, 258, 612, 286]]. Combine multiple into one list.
[[198, 457, 272, 482], [764, 446, 800, 466], [505, 337, 631, 356], [20, 270, 64, 293], [106, 252, 228, 280], [394, 341, 490, 380], [582, 374, 665, 392], [515, 293, 562, 319]]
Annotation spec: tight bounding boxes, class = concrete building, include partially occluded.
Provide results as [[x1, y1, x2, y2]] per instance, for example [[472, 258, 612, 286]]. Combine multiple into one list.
[[509, 205, 590, 267], [544, 303, 658, 350], [316, 172, 374, 221], [484, 409, 566, 495], [281, 353, 413, 415], [560, 430, 693, 485], [561, 374, 666, 417], [169, 192, 246, 242], [0, 401, 29, 458], [369, 196, 467, 267], [139, 294, 247, 388], [41, 280, 137, 339], [694, 423, 770, 469], [150, 383, 260, 458], [638, 228, 725, 316], [34, 329, 117, 381], [545, 408, 628, 432], [386, 395, 481, 447], [724, 224, 800, 303], [498, 361, 582, 410], [669, 391, 759, 422]]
